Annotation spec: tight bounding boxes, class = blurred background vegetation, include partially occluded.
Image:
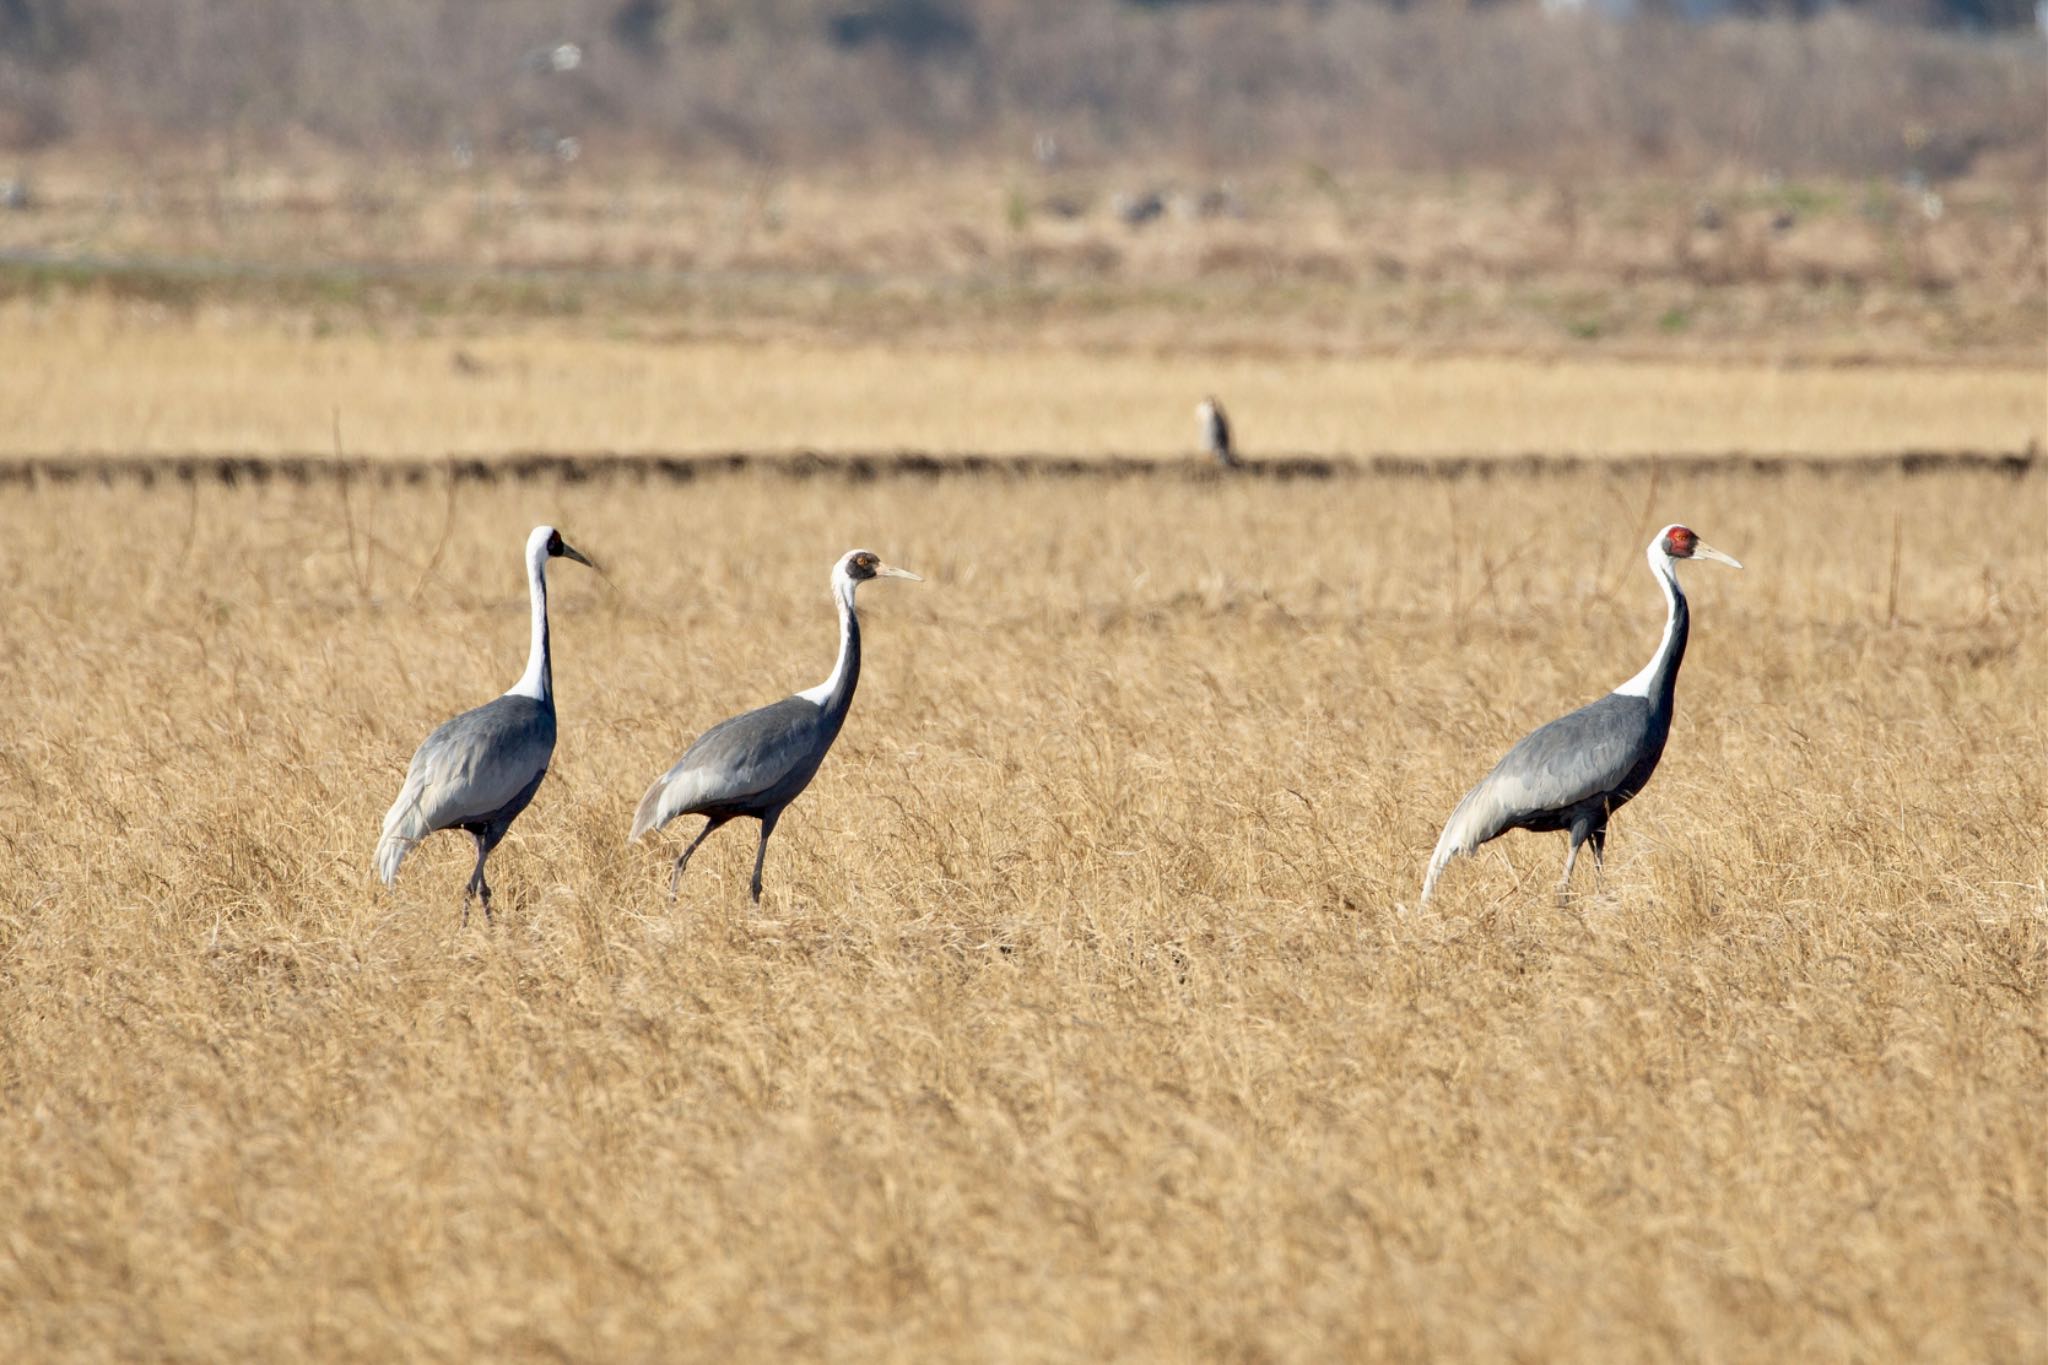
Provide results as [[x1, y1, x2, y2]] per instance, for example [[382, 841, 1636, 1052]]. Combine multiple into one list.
[[0, 0, 2040, 179]]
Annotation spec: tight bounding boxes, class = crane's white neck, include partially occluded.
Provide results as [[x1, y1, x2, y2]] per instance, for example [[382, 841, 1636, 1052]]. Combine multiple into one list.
[[1612, 544, 1683, 699], [506, 536, 553, 703], [795, 571, 859, 708]]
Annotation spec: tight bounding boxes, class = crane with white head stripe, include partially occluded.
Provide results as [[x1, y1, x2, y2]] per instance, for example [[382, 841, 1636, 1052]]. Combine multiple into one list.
[[630, 549, 921, 903], [1421, 524, 1741, 904], [375, 525, 596, 922]]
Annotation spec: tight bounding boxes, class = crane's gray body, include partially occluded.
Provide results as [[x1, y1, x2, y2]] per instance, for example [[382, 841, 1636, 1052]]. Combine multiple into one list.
[[637, 692, 848, 830], [1424, 576, 1691, 899], [375, 694, 558, 918], [1436, 689, 1670, 851], [392, 695, 556, 844]]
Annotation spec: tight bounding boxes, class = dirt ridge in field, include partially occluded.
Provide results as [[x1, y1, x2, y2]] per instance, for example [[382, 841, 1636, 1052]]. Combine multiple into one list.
[[1, 448, 2037, 489]]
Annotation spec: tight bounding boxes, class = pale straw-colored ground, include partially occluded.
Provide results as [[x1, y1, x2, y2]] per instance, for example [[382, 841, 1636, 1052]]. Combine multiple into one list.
[[1, 298, 2043, 459]]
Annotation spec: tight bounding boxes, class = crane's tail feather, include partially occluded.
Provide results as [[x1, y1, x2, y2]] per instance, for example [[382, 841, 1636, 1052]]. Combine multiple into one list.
[[1421, 782, 1500, 902], [628, 776, 672, 843], [375, 778, 430, 886]]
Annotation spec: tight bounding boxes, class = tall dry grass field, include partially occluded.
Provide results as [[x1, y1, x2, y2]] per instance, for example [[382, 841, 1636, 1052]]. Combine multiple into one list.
[[0, 467, 2041, 1360]]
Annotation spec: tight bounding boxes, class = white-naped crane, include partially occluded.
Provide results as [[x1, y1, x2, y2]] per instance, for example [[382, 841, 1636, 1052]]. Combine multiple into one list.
[[1422, 524, 1742, 904], [630, 549, 921, 903], [375, 525, 595, 922]]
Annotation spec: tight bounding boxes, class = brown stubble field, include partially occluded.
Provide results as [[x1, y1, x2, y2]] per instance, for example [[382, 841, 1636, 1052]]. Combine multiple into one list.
[[0, 464, 2041, 1360]]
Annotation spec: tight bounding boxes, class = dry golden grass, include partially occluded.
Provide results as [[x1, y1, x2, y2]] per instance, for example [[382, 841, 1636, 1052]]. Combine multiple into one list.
[[0, 466, 2041, 1360], [2, 297, 2043, 459]]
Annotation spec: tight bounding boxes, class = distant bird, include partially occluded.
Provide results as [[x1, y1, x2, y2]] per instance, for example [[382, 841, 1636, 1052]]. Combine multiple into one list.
[[1114, 190, 1165, 227], [1197, 396, 1236, 468], [1194, 185, 1245, 220], [631, 549, 922, 903], [1422, 525, 1742, 904], [376, 525, 595, 922]]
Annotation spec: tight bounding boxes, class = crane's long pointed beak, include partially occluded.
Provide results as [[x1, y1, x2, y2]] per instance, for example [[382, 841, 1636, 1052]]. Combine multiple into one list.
[[560, 543, 596, 570], [1694, 543, 1742, 569], [877, 564, 923, 582]]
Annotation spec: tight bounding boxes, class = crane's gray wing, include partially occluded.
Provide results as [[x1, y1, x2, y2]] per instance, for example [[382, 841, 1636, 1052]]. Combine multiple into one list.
[[630, 696, 827, 838], [384, 696, 557, 839], [1425, 694, 1651, 892], [1474, 695, 1652, 823]]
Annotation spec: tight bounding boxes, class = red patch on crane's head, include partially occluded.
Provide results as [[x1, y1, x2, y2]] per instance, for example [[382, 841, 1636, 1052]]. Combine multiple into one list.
[[1661, 525, 1698, 558]]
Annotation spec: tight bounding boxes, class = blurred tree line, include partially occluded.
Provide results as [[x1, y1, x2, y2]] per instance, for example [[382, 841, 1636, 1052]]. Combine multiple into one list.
[[0, 0, 2039, 176], [3, 0, 2038, 75]]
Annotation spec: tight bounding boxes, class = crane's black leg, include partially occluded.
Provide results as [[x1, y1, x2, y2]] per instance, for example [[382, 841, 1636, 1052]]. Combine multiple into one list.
[[461, 832, 489, 927], [1558, 818, 1594, 905], [1589, 825, 1609, 892], [474, 828, 503, 926], [668, 817, 726, 901], [749, 810, 782, 905]]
